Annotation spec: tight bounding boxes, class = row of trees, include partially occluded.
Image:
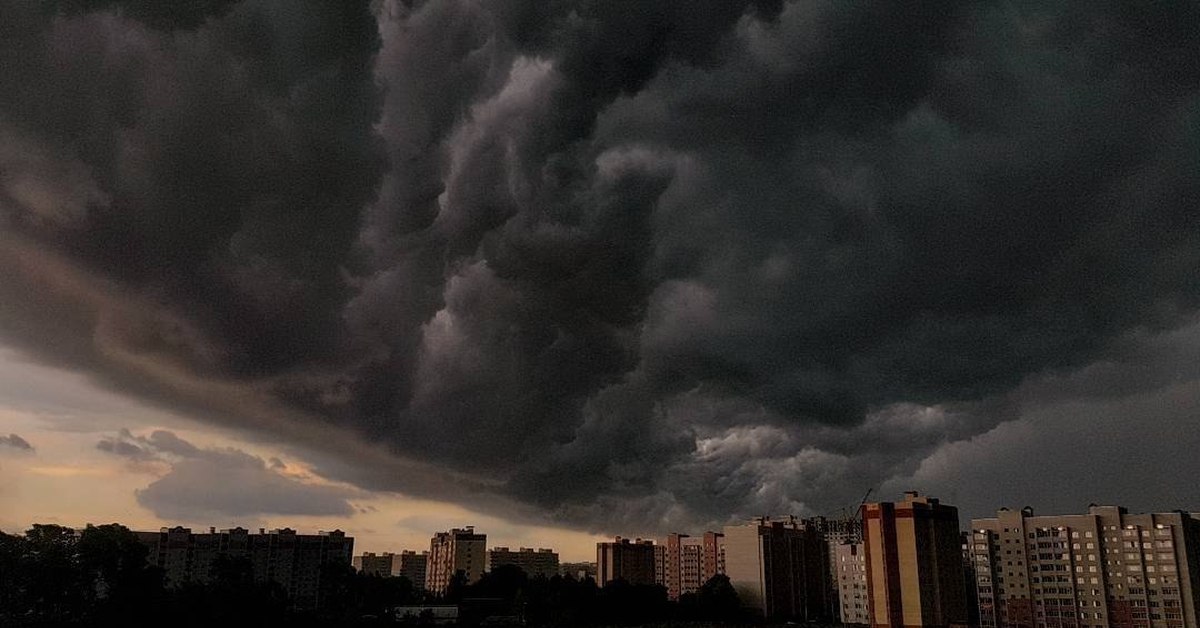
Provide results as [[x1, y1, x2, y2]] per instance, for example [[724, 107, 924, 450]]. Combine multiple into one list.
[[0, 523, 746, 627], [441, 564, 744, 626]]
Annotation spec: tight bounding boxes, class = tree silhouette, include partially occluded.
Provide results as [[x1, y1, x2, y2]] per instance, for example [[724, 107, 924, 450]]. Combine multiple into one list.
[[697, 573, 743, 621]]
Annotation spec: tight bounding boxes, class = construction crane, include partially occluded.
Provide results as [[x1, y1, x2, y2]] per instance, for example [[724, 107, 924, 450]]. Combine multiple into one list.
[[855, 487, 873, 517], [838, 487, 873, 522]]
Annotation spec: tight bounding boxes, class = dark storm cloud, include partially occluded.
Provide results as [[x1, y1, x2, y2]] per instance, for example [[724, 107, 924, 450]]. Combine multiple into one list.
[[2, 0, 1199, 532], [0, 433, 34, 452]]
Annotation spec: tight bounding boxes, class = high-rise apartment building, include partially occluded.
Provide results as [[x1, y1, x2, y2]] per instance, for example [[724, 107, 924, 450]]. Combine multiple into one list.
[[970, 505, 1200, 628], [597, 537, 657, 586], [398, 550, 429, 589], [357, 551, 399, 576], [815, 515, 865, 621], [703, 531, 727, 583], [489, 547, 560, 579], [426, 527, 486, 596], [723, 516, 831, 620], [863, 492, 968, 628], [134, 526, 352, 609], [656, 532, 726, 600], [838, 542, 871, 625]]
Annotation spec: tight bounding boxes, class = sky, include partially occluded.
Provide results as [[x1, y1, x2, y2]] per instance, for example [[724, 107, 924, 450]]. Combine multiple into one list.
[[1, 0, 1199, 560]]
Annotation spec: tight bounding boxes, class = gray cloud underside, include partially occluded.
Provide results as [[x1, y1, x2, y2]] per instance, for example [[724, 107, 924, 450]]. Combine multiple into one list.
[[0, 433, 34, 452], [1, 0, 1199, 531], [96, 428, 358, 519]]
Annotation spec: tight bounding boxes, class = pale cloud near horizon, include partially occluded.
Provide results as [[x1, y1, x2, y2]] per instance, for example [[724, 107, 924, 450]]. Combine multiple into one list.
[[0, 347, 604, 559], [0, 432, 34, 452]]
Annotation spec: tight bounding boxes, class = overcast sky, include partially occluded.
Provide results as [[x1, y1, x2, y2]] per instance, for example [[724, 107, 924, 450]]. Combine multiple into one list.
[[1, 0, 1199, 558]]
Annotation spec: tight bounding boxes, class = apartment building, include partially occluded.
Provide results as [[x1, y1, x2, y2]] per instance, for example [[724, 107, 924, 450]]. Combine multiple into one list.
[[970, 505, 1200, 628], [489, 547, 560, 579], [560, 561, 597, 580], [838, 542, 871, 625], [399, 550, 429, 589], [426, 527, 487, 596], [723, 516, 831, 621], [597, 537, 657, 586], [815, 515, 865, 621], [656, 532, 726, 600], [863, 492, 968, 628], [134, 526, 353, 609], [356, 551, 399, 576]]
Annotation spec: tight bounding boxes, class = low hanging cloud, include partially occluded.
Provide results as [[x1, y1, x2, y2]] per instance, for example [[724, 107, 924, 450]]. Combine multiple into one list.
[[1, 0, 1199, 532], [96, 429, 359, 520], [0, 433, 34, 453]]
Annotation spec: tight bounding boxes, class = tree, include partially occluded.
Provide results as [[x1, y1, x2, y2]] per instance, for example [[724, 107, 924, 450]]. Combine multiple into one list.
[[77, 523, 164, 623], [444, 569, 470, 603], [0, 531, 28, 623], [22, 524, 84, 622], [697, 573, 743, 621]]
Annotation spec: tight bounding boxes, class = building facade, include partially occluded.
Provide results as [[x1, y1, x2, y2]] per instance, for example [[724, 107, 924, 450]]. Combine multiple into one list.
[[134, 526, 353, 609], [815, 514, 865, 621], [970, 505, 1200, 628], [723, 516, 831, 621], [703, 531, 727, 584], [357, 551, 399, 576], [560, 561, 597, 580], [489, 547, 560, 579], [838, 542, 871, 625], [398, 550, 429, 589], [863, 492, 968, 628], [655, 532, 725, 600], [597, 537, 657, 586], [426, 527, 487, 596]]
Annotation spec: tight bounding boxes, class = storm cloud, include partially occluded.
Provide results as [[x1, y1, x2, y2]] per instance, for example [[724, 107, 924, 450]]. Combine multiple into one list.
[[1, 0, 1198, 531]]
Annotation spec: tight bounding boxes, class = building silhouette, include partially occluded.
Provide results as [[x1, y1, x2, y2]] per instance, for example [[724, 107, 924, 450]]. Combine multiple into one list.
[[597, 537, 656, 586], [723, 516, 831, 620], [134, 526, 352, 609], [398, 550, 429, 589], [489, 547, 559, 579], [355, 551, 399, 576]]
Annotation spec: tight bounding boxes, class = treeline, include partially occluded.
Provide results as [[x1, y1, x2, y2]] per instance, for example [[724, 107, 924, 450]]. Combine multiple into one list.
[[438, 564, 744, 627], [0, 523, 411, 627], [0, 523, 748, 627]]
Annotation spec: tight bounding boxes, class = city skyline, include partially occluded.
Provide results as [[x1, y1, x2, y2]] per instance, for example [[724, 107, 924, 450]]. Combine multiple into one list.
[[3, 0, 1200, 569]]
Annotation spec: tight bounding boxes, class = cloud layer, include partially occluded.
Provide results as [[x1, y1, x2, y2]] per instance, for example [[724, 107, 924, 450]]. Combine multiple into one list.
[[0, 433, 34, 452], [96, 429, 358, 520], [1, 0, 1199, 531]]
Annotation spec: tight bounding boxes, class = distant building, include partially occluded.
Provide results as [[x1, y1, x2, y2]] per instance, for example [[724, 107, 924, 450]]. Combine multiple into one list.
[[398, 550, 429, 589], [723, 516, 831, 621], [597, 537, 657, 586], [836, 542, 870, 625], [657, 532, 726, 600], [702, 531, 727, 583], [961, 532, 980, 628], [134, 526, 352, 609], [395, 605, 459, 625], [489, 547, 559, 579], [863, 491, 967, 628], [560, 561, 597, 580], [970, 504, 1200, 628], [357, 551, 399, 576], [426, 527, 486, 596], [814, 515, 864, 621]]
